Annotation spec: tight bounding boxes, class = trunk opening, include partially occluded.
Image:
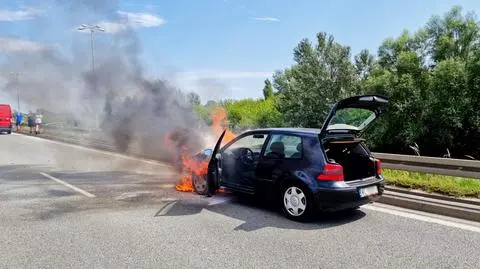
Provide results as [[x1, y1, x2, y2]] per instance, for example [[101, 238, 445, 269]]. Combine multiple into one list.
[[322, 137, 376, 182]]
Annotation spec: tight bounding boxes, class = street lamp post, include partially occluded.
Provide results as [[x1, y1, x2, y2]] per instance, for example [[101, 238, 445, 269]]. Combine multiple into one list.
[[9, 72, 22, 112], [76, 24, 105, 74], [76, 24, 105, 128]]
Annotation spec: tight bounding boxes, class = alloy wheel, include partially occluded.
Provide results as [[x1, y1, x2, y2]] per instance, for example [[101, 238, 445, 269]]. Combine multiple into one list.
[[192, 174, 207, 194], [283, 186, 307, 216]]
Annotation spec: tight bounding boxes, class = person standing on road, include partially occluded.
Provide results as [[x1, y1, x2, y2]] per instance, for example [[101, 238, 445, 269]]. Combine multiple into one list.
[[34, 111, 43, 134], [27, 111, 34, 134], [15, 111, 23, 132]]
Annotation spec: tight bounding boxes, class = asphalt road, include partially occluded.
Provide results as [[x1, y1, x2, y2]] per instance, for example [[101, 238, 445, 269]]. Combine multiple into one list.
[[1, 133, 480, 269]]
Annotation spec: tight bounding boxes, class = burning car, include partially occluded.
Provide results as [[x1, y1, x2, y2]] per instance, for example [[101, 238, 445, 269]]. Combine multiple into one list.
[[179, 94, 389, 221]]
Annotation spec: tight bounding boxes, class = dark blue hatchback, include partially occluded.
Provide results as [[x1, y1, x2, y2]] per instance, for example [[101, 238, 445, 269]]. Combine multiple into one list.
[[193, 94, 389, 221]]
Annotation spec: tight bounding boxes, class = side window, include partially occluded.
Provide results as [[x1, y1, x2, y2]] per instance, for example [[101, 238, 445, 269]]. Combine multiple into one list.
[[224, 133, 267, 153], [263, 134, 303, 159]]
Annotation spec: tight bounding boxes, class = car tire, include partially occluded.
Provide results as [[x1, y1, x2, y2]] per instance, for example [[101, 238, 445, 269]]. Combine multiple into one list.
[[281, 182, 314, 222], [192, 173, 208, 195]]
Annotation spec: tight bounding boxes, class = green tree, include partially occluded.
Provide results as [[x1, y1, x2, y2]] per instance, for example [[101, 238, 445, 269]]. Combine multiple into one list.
[[273, 32, 359, 127], [363, 28, 431, 153], [464, 44, 480, 157], [354, 49, 375, 80], [363, 6, 480, 158], [426, 6, 479, 62], [187, 92, 201, 106], [263, 79, 274, 99], [421, 59, 468, 153], [224, 98, 282, 130], [205, 100, 217, 108], [193, 104, 211, 125]]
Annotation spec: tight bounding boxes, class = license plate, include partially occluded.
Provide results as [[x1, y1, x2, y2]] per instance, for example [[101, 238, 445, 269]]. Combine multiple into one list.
[[359, 185, 378, 198]]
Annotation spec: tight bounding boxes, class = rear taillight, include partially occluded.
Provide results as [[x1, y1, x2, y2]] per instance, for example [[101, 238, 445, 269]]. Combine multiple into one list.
[[317, 163, 344, 181], [375, 159, 382, 174]]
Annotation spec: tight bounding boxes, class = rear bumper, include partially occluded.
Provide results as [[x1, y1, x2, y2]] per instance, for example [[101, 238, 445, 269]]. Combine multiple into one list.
[[0, 126, 11, 132], [312, 176, 385, 212]]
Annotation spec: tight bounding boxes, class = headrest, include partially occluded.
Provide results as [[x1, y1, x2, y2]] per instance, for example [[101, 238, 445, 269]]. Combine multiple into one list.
[[296, 143, 302, 151], [270, 142, 285, 153]]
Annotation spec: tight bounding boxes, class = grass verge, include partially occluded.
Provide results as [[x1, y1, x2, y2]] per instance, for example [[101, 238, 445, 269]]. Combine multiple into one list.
[[383, 169, 480, 198]]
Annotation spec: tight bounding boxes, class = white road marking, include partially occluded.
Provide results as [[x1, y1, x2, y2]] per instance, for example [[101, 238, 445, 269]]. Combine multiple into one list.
[[14, 133, 172, 168], [158, 184, 176, 188], [155, 200, 178, 216], [364, 203, 480, 233], [39, 172, 96, 198]]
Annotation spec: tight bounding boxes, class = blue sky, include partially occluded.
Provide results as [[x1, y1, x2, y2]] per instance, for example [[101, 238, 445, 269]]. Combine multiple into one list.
[[2, 0, 480, 104]]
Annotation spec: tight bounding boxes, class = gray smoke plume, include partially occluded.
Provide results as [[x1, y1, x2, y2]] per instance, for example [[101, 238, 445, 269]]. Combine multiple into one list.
[[0, 0, 213, 167]]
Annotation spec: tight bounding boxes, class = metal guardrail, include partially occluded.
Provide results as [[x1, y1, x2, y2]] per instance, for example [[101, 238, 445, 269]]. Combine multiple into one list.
[[372, 152, 480, 179]]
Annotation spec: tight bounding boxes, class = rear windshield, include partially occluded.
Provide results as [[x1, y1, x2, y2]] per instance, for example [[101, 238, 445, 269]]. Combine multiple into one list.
[[327, 108, 376, 131]]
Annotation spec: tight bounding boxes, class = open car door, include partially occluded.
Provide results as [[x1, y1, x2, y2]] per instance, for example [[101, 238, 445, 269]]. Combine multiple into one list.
[[320, 94, 389, 138], [207, 129, 227, 195]]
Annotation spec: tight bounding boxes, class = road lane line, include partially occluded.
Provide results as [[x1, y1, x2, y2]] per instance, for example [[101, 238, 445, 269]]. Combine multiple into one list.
[[364, 204, 480, 233], [159, 184, 175, 188], [39, 172, 96, 198]]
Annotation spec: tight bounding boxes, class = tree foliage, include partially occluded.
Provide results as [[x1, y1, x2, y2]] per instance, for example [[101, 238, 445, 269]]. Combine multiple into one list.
[[262, 79, 274, 100], [223, 98, 282, 130], [187, 92, 201, 107], [274, 32, 360, 127]]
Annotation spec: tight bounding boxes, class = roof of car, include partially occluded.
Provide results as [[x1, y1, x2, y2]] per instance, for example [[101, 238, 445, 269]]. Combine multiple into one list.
[[247, 127, 321, 135]]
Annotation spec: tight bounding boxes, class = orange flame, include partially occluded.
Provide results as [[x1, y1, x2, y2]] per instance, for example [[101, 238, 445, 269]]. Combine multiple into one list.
[[176, 174, 194, 192], [175, 149, 208, 192], [211, 107, 236, 145], [173, 106, 237, 192]]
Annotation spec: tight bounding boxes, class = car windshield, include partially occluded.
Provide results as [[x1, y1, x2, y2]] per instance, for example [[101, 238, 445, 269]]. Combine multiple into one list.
[[327, 107, 377, 131]]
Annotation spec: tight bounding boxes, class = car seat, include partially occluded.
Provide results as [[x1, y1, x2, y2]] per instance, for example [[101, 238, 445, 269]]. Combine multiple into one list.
[[266, 142, 285, 158], [290, 143, 302, 159]]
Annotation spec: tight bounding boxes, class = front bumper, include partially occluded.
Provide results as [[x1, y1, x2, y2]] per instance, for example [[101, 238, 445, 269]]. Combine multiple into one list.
[[312, 176, 385, 212]]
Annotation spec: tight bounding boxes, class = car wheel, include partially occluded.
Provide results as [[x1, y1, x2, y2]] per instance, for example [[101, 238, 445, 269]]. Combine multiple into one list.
[[192, 173, 208, 195], [281, 183, 313, 221]]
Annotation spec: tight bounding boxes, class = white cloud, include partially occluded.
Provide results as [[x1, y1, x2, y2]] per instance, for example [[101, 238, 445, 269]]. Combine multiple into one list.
[[95, 21, 129, 34], [0, 38, 51, 52], [0, 8, 44, 21], [251, 17, 279, 22], [117, 11, 166, 27], [76, 10, 166, 34]]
